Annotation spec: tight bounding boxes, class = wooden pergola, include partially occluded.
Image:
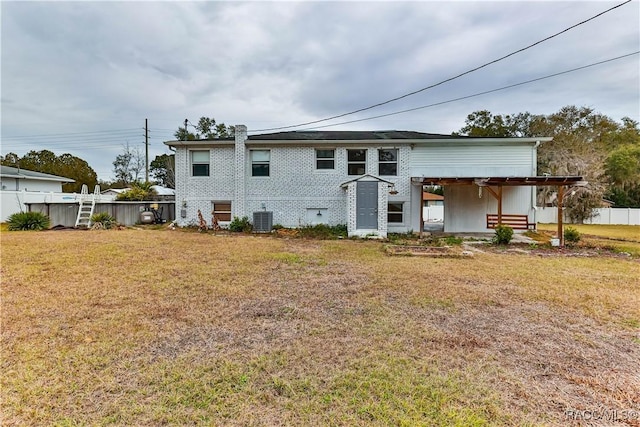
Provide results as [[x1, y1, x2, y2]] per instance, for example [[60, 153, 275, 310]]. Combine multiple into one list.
[[414, 176, 587, 247]]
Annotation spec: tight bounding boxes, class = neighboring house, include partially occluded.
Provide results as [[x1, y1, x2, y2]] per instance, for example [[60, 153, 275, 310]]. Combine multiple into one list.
[[423, 192, 444, 223], [101, 188, 130, 198], [150, 185, 176, 200], [423, 192, 444, 207], [0, 165, 76, 222], [166, 126, 573, 237], [0, 165, 74, 192]]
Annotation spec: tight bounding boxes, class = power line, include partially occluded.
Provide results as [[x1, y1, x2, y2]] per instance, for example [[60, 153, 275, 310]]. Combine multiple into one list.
[[285, 51, 639, 131], [1, 128, 142, 140], [2, 133, 143, 143], [251, 0, 632, 132], [1, 132, 175, 151]]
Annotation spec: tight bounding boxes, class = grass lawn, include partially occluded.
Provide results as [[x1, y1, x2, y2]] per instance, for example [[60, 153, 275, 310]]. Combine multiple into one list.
[[537, 223, 640, 256], [537, 223, 640, 241], [2, 229, 639, 426]]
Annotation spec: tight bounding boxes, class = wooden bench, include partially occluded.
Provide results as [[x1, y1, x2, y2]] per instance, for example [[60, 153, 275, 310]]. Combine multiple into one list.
[[486, 214, 535, 230]]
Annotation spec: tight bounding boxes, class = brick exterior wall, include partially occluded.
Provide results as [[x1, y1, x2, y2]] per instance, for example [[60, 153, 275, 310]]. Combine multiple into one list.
[[173, 134, 413, 235]]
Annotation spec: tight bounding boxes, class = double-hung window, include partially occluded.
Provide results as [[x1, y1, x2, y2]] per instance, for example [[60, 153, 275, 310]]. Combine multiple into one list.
[[316, 149, 335, 170], [251, 150, 270, 177], [378, 149, 398, 176], [347, 149, 366, 175], [191, 150, 210, 176], [388, 202, 404, 223]]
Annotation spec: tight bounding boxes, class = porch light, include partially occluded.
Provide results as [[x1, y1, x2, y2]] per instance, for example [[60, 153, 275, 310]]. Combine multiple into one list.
[[317, 210, 322, 216]]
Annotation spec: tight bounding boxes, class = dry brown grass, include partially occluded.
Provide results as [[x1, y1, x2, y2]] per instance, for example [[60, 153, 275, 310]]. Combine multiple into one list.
[[536, 223, 640, 257], [537, 223, 640, 242], [1, 229, 639, 426]]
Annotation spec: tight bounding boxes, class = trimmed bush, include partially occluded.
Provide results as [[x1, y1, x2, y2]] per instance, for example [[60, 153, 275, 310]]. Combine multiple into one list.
[[91, 212, 117, 229], [492, 224, 514, 245], [564, 226, 581, 244], [7, 211, 50, 231], [229, 216, 252, 232]]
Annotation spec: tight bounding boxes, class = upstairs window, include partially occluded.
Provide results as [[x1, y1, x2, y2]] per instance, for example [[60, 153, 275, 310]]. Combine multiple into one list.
[[378, 149, 398, 176], [191, 150, 210, 176], [251, 150, 270, 177], [316, 149, 335, 170], [347, 149, 366, 175]]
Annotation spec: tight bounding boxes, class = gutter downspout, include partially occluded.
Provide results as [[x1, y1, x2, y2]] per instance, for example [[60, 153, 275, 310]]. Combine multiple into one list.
[[532, 141, 541, 226], [234, 125, 248, 219]]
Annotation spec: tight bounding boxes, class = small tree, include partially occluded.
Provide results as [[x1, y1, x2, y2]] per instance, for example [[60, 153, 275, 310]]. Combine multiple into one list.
[[174, 116, 235, 140], [113, 143, 145, 186], [150, 154, 175, 188]]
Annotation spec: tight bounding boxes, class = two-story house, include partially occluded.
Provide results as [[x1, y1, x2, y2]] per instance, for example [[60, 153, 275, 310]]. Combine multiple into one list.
[[166, 125, 565, 237]]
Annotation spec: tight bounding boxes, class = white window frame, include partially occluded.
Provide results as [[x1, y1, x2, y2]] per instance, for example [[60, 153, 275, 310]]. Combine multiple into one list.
[[378, 149, 398, 176], [347, 149, 367, 176], [315, 149, 335, 170], [251, 150, 270, 177], [388, 202, 404, 224], [191, 150, 210, 177]]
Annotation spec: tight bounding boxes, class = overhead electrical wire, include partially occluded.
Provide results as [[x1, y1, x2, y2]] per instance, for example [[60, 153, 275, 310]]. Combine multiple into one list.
[[1, 128, 141, 140], [1, 129, 176, 152], [3, 133, 142, 142], [250, 0, 632, 133], [290, 51, 639, 131]]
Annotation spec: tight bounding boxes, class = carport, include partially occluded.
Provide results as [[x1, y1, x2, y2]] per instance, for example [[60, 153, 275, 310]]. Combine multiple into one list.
[[413, 176, 587, 246]]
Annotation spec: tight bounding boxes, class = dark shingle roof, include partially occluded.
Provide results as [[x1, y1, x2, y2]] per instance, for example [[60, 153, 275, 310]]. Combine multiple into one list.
[[247, 130, 462, 141]]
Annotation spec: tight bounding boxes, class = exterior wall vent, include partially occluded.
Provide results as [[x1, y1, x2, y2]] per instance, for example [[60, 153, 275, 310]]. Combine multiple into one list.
[[253, 211, 273, 233]]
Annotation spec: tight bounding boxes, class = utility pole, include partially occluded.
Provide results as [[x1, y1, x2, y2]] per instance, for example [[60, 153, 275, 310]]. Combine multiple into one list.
[[145, 118, 149, 182]]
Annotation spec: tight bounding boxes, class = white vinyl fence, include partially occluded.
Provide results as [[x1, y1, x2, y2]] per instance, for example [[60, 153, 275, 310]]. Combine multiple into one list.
[[422, 206, 444, 222], [3, 190, 93, 222], [535, 207, 640, 226]]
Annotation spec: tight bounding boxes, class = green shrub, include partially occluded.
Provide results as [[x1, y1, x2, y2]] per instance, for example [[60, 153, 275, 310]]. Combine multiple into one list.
[[298, 224, 347, 239], [443, 236, 463, 245], [229, 216, 252, 232], [564, 226, 581, 244], [7, 211, 50, 231], [91, 212, 117, 229], [492, 224, 514, 245], [115, 182, 157, 201]]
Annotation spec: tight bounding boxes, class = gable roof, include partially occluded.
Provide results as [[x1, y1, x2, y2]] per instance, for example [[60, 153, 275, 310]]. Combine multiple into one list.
[[0, 165, 75, 183], [339, 173, 395, 188]]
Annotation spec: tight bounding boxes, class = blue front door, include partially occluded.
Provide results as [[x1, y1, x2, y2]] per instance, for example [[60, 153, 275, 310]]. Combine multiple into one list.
[[356, 181, 378, 229]]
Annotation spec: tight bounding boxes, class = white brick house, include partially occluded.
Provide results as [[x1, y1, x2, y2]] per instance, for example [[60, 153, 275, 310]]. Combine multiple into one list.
[[166, 126, 555, 237]]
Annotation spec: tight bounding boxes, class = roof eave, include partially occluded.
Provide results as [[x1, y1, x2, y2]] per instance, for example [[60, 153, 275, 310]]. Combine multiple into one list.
[[0, 174, 74, 183], [166, 137, 553, 146]]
